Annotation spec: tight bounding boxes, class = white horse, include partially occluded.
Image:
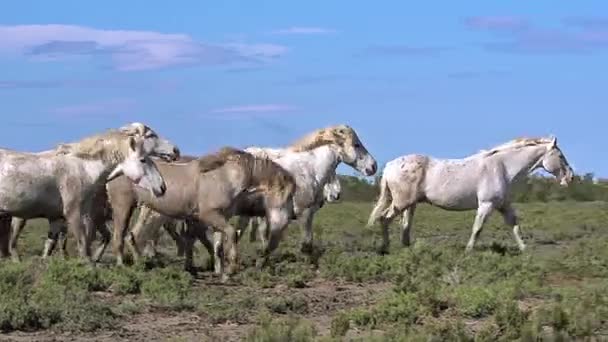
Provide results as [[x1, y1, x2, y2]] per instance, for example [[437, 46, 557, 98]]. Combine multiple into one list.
[[368, 137, 573, 253], [0, 123, 179, 261], [244, 169, 342, 243], [236, 125, 377, 256]]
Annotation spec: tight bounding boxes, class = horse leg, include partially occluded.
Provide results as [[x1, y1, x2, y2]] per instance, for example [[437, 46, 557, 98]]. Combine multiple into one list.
[[112, 206, 134, 266], [161, 220, 183, 257], [43, 219, 64, 259], [256, 215, 289, 269], [181, 223, 196, 272], [378, 207, 400, 255], [498, 204, 525, 251], [189, 220, 215, 269], [249, 217, 259, 243], [93, 222, 112, 263], [64, 209, 90, 261], [299, 208, 315, 255], [199, 211, 237, 281], [465, 202, 494, 252], [400, 204, 417, 247], [127, 206, 153, 262], [257, 217, 270, 251], [9, 217, 27, 262], [0, 215, 11, 258], [235, 216, 249, 243]]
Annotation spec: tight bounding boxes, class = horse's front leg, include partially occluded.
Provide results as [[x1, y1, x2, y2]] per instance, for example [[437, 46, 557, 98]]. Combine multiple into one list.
[[465, 202, 494, 252], [188, 220, 215, 270], [401, 205, 417, 247], [65, 209, 91, 261], [9, 217, 27, 262], [112, 205, 134, 266], [498, 204, 526, 251], [127, 205, 154, 261], [299, 208, 315, 255]]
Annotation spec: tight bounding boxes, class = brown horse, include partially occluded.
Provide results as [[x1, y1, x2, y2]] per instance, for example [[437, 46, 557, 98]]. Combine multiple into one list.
[[105, 147, 296, 280]]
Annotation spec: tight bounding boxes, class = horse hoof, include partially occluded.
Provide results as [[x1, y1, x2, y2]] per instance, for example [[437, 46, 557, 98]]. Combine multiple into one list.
[[376, 247, 389, 256], [220, 274, 231, 283], [300, 243, 313, 255]]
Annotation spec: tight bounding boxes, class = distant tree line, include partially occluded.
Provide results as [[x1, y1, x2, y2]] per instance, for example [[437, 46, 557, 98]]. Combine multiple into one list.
[[337, 173, 608, 203]]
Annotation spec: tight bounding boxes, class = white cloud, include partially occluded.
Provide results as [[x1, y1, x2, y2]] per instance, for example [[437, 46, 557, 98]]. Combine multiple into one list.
[[0, 24, 288, 71], [271, 27, 337, 35]]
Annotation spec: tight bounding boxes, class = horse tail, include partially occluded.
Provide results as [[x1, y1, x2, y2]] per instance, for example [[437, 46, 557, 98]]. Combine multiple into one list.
[[367, 175, 393, 227]]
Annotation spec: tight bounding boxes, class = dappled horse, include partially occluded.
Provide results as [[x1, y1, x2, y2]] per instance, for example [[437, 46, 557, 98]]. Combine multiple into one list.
[[105, 147, 296, 280], [0, 122, 179, 261], [368, 137, 573, 253]]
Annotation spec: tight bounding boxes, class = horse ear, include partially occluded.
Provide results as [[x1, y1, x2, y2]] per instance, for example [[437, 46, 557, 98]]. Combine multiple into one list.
[[550, 136, 557, 148]]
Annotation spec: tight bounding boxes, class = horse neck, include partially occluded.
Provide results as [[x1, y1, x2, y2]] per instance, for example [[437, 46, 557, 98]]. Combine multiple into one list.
[[492, 145, 548, 182], [308, 145, 341, 184], [69, 152, 123, 188]]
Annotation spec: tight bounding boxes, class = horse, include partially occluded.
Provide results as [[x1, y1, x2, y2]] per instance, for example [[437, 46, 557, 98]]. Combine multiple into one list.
[[105, 147, 297, 280], [244, 169, 342, 244], [367, 136, 573, 253], [236, 124, 377, 255], [126, 168, 342, 259], [0, 122, 179, 261]]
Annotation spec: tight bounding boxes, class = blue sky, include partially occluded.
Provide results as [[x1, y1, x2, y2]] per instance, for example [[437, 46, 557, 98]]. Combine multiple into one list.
[[1, 1, 607, 177]]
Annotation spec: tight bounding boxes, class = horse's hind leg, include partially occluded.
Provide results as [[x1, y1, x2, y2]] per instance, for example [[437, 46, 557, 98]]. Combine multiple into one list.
[[299, 208, 315, 255], [498, 204, 525, 251], [9, 217, 26, 262], [400, 205, 417, 247], [0, 215, 11, 258], [43, 219, 66, 259], [465, 202, 494, 252], [93, 222, 112, 263], [199, 211, 238, 280]]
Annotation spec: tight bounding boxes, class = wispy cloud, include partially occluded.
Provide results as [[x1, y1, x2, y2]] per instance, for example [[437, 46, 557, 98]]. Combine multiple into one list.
[[464, 16, 529, 32], [360, 45, 447, 57], [0, 24, 287, 71], [563, 16, 608, 29], [210, 104, 297, 115], [51, 98, 136, 117], [0, 78, 180, 90], [271, 27, 337, 35], [447, 70, 509, 79], [464, 16, 608, 54]]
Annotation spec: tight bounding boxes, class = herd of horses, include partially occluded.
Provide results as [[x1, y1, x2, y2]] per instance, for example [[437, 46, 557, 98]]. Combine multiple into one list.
[[0, 122, 574, 281]]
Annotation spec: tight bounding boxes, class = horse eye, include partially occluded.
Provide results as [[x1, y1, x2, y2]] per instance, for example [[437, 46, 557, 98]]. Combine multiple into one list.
[[354, 143, 361, 148], [139, 158, 147, 163]]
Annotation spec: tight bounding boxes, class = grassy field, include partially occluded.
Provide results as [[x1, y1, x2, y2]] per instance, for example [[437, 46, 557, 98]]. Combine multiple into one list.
[[1, 201, 608, 341]]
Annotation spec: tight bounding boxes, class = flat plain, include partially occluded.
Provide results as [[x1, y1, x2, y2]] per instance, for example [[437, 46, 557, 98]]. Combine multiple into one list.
[[1, 200, 608, 341]]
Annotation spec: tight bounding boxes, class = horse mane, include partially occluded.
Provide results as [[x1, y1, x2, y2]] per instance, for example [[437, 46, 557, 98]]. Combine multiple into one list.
[[289, 124, 354, 152], [197, 146, 295, 195], [51, 122, 154, 163], [479, 137, 554, 157], [197, 147, 249, 173], [54, 129, 134, 163]]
